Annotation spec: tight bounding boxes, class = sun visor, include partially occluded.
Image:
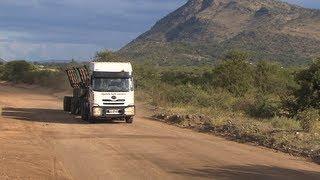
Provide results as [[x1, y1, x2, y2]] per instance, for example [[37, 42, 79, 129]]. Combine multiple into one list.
[[93, 71, 131, 78]]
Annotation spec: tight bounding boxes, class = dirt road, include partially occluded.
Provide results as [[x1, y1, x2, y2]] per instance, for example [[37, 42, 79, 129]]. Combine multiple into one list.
[[0, 83, 320, 180]]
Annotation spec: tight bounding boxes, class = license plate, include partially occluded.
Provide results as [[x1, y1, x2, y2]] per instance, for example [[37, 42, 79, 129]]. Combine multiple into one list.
[[107, 109, 119, 114]]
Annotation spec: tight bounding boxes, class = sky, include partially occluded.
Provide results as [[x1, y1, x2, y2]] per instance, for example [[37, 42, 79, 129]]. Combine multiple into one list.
[[0, 0, 319, 61]]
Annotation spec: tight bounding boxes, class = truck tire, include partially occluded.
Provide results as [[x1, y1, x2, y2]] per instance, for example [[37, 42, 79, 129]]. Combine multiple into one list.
[[63, 96, 72, 112], [81, 103, 86, 120], [125, 117, 134, 124], [87, 116, 95, 124], [76, 99, 84, 115], [70, 97, 77, 115], [85, 112, 95, 124], [81, 102, 89, 120], [81, 103, 95, 123]]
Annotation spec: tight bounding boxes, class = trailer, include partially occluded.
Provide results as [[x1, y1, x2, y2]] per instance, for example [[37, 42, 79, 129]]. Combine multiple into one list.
[[64, 62, 135, 123]]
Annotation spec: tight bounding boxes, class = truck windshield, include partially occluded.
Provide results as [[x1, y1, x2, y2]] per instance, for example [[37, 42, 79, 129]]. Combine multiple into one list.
[[92, 78, 130, 92]]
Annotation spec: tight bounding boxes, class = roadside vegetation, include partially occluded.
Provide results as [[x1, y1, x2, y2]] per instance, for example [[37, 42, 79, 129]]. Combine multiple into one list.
[[0, 60, 69, 89], [133, 51, 320, 162], [1, 50, 320, 162]]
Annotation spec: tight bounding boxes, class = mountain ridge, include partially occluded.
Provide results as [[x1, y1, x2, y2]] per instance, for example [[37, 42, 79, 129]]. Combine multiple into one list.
[[0, 58, 6, 64], [120, 0, 320, 66]]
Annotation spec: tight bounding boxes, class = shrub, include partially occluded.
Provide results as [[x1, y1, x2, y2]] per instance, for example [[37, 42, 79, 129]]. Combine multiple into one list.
[[247, 95, 281, 119], [280, 94, 299, 118], [30, 70, 69, 89], [297, 108, 320, 132], [93, 49, 125, 62], [224, 50, 250, 62], [205, 88, 237, 110], [160, 68, 203, 86], [149, 83, 171, 106], [213, 53, 254, 96], [0, 64, 4, 79], [134, 64, 161, 90], [0, 60, 69, 90], [270, 117, 301, 131], [166, 85, 199, 105], [255, 60, 295, 95], [2, 60, 34, 83], [295, 59, 320, 110], [232, 94, 255, 112]]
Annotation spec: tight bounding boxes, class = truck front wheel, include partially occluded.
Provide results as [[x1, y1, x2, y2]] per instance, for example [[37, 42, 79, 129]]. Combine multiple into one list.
[[125, 117, 134, 124], [86, 115, 95, 124], [81, 103, 95, 123], [81, 103, 87, 121]]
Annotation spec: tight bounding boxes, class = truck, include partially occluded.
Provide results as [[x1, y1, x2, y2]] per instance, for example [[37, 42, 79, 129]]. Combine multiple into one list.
[[63, 62, 135, 123]]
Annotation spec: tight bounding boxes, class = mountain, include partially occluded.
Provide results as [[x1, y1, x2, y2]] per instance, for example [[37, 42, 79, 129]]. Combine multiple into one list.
[[0, 58, 6, 64], [120, 0, 320, 66]]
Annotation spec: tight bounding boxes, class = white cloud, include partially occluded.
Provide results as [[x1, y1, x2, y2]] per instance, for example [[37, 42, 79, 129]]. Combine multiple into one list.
[[0, 0, 187, 60]]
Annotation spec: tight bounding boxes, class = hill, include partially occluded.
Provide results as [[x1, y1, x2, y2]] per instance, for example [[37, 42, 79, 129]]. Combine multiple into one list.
[[0, 58, 6, 64], [120, 0, 320, 66]]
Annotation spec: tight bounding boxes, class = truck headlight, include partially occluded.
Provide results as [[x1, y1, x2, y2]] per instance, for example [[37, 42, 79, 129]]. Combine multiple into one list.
[[125, 106, 135, 115], [93, 107, 103, 117]]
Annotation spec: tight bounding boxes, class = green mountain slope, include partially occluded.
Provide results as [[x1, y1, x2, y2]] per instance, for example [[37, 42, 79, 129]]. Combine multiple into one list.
[[120, 0, 320, 66]]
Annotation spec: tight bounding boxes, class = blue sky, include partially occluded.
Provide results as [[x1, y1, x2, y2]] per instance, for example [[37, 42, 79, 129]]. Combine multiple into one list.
[[0, 0, 319, 61]]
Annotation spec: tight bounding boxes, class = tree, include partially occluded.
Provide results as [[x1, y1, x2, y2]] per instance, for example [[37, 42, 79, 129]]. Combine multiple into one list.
[[295, 58, 320, 110], [0, 64, 4, 79], [213, 51, 254, 96], [255, 60, 294, 95], [93, 49, 125, 62], [2, 60, 34, 83]]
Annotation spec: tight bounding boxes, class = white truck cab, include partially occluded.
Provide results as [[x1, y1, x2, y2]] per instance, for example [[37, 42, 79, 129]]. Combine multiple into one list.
[[88, 62, 135, 122], [64, 62, 135, 123]]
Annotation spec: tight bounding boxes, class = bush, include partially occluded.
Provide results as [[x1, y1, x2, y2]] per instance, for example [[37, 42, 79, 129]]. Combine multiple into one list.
[[213, 53, 254, 96], [30, 70, 69, 89], [0, 64, 4, 79], [270, 117, 301, 131], [134, 64, 161, 90], [0, 60, 69, 90], [93, 49, 125, 62], [255, 61, 295, 95], [160, 68, 203, 86], [297, 108, 320, 132], [232, 94, 255, 112], [247, 95, 281, 119], [149, 83, 171, 106], [295, 59, 320, 110], [1, 60, 34, 83], [205, 89, 237, 110], [166, 85, 199, 105]]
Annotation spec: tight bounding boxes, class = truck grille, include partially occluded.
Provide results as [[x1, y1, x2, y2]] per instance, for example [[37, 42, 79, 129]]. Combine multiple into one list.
[[103, 99, 125, 105], [103, 99, 125, 102], [103, 103, 125, 105]]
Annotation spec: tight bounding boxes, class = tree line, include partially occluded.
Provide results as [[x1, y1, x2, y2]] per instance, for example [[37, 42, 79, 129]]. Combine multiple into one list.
[[1, 50, 319, 132]]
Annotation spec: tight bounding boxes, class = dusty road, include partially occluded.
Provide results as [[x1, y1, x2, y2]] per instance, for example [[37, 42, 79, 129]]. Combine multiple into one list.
[[0, 83, 320, 180]]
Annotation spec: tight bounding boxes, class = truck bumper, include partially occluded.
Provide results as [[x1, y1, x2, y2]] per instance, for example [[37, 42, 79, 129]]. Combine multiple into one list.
[[92, 106, 135, 119]]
